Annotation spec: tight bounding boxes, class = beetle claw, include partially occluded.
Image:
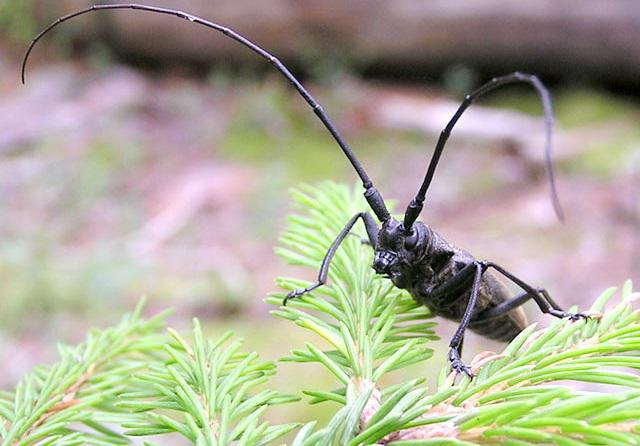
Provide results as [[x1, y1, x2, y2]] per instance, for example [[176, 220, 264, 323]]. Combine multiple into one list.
[[283, 288, 305, 306], [451, 360, 474, 378], [568, 313, 589, 321]]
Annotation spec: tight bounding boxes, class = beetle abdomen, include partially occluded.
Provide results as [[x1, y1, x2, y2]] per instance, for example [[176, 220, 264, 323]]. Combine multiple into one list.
[[469, 307, 527, 342], [469, 272, 528, 342], [411, 264, 529, 342]]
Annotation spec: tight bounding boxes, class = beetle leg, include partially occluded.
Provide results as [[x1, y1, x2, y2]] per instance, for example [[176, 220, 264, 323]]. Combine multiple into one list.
[[472, 287, 563, 323], [482, 261, 590, 321], [448, 262, 483, 378], [283, 212, 378, 305], [472, 290, 533, 322], [420, 260, 484, 376], [426, 260, 479, 299]]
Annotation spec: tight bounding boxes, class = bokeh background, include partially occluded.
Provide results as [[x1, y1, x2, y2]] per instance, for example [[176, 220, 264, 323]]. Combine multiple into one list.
[[1, 0, 639, 430]]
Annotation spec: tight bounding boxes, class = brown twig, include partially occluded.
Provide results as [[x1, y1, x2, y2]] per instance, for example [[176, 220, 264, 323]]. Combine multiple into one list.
[[18, 363, 96, 444]]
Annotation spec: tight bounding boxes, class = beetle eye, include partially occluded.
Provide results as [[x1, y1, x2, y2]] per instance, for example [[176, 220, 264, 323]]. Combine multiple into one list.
[[404, 232, 418, 250]]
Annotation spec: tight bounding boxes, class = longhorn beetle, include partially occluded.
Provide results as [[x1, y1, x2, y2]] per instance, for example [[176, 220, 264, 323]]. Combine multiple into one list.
[[23, 4, 590, 377]]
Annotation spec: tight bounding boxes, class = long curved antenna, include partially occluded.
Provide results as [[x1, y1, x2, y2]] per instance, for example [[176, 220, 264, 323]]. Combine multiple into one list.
[[403, 72, 564, 231], [22, 3, 391, 222]]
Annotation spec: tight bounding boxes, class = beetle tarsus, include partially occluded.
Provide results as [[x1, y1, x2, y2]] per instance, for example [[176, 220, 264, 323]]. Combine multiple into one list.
[[449, 348, 474, 378], [283, 284, 320, 306], [547, 308, 590, 321], [566, 312, 591, 321]]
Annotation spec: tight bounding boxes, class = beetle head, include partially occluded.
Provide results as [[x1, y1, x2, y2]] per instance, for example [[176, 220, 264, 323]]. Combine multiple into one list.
[[372, 218, 418, 276]]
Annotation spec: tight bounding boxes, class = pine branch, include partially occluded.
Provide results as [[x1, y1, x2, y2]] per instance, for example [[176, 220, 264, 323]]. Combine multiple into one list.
[[273, 182, 640, 445], [1, 299, 168, 445], [117, 320, 299, 445], [1, 305, 297, 445]]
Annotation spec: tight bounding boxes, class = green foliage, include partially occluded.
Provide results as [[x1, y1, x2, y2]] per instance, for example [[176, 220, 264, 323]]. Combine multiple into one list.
[[2, 182, 640, 445], [117, 323, 299, 444], [0, 299, 167, 445], [270, 183, 640, 445], [0, 302, 296, 445]]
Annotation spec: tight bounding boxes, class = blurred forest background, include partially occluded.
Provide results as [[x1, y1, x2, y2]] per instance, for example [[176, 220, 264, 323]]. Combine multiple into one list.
[[1, 0, 639, 428]]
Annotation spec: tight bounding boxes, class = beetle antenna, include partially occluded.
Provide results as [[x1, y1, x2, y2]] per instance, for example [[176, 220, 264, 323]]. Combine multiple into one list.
[[21, 3, 391, 222], [402, 72, 563, 232]]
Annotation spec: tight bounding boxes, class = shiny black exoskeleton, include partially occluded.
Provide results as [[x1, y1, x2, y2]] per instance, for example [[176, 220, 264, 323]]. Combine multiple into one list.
[[373, 218, 527, 343], [23, 4, 590, 378]]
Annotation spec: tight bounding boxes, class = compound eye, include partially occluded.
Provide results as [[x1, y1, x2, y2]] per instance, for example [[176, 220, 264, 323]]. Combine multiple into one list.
[[404, 231, 418, 250]]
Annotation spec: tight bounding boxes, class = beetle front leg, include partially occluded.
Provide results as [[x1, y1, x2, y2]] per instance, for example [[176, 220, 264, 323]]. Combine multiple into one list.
[[283, 211, 378, 305]]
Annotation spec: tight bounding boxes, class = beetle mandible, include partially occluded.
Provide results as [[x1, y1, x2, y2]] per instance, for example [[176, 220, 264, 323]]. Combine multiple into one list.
[[22, 4, 590, 377]]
